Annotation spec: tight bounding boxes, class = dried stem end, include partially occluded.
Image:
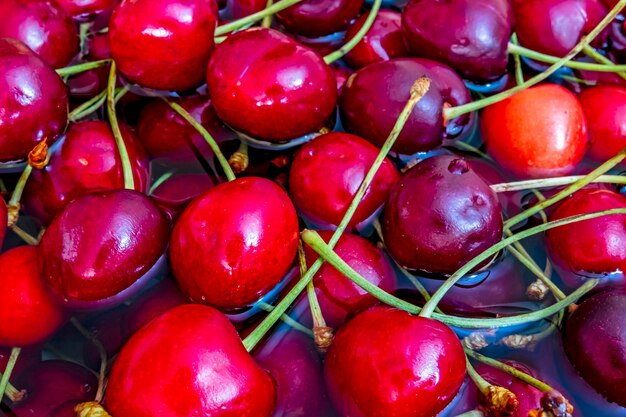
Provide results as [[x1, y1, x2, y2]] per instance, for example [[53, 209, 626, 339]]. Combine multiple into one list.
[[485, 385, 519, 416], [527, 279, 549, 300], [313, 325, 333, 353], [463, 332, 489, 351], [528, 390, 574, 417], [228, 151, 249, 174], [28, 138, 49, 169], [498, 334, 535, 350], [75, 402, 112, 417]]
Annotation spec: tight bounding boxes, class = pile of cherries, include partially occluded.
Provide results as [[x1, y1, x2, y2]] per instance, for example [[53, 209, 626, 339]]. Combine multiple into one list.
[[2, 0, 626, 416]]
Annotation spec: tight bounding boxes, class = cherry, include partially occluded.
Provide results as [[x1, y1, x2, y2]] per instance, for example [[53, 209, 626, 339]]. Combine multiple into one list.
[[343, 10, 409, 70], [150, 173, 217, 219], [22, 120, 149, 226], [325, 306, 466, 417], [289, 132, 399, 228], [0, 199, 6, 245], [383, 154, 503, 275], [0, 38, 68, 163], [39, 189, 170, 307], [82, 305, 130, 369], [0, 246, 64, 347], [108, 0, 218, 91], [0, 346, 40, 379], [578, 85, 626, 162], [66, 32, 111, 99], [513, 0, 607, 58], [225, 0, 266, 19], [402, 0, 513, 82], [340, 58, 472, 155], [0, 0, 79, 69], [481, 84, 588, 179], [333, 65, 352, 93], [207, 28, 337, 143], [275, 0, 363, 38], [106, 304, 276, 416], [55, 0, 116, 18], [563, 288, 626, 406]]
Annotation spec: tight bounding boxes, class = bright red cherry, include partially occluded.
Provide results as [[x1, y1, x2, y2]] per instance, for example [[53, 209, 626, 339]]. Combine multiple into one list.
[[276, 0, 363, 38], [325, 306, 466, 417], [0, 38, 68, 163], [22, 120, 149, 226], [0, 246, 64, 347], [55, 0, 116, 18], [39, 189, 170, 307], [289, 132, 400, 228], [109, 0, 218, 91], [207, 28, 337, 143], [106, 304, 276, 417], [170, 177, 299, 311], [481, 84, 588, 179], [0, 198, 6, 245]]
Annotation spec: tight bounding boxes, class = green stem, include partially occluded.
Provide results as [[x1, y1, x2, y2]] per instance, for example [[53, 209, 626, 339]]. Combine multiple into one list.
[[323, 0, 382, 64], [8, 165, 32, 209], [261, 0, 274, 28], [10, 225, 39, 246], [491, 174, 626, 192], [508, 43, 626, 73], [466, 357, 491, 394], [71, 318, 107, 403], [106, 62, 134, 190], [163, 99, 236, 182], [454, 411, 485, 417], [0, 347, 21, 404], [511, 34, 525, 86], [300, 241, 327, 328], [148, 170, 175, 195], [257, 302, 314, 336], [215, 0, 306, 36], [69, 90, 107, 122], [582, 45, 626, 82], [508, 246, 564, 300], [56, 59, 111, 77]]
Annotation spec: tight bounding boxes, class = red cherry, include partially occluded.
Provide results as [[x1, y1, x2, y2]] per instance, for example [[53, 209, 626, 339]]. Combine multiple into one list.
[[55, 0, 116, 18], [22, 120, 149, 226], [226, 0, 266, 18], [546, 189, 626, 275], [106, 304, 276, 417], [275, 0, 363, 38], [207, 28, 337, 143], [289, 132, 399, 228], [66, 33, 111, 99], [39, 189, 170, 306], [0, 198, 6, 245], [170, 177, 299, 310], [150, 173, 217, 219], [0, 246, 64, 347], [0, 346, 40, 380], [325, 306, 466, 417], [343, 10, 409, 70], [0, 0, 79, 69], [481, 84, 588, 179], [578, 85, 626, 162], [0, 38, 68, 163], [109, 0, 218, 91]]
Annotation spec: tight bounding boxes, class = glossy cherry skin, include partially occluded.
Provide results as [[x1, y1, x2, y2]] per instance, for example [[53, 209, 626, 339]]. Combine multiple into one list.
[[106, 304, 276, 417], [481, 84, 588, 179], [0, 199, 6, 245], [276, 0, 363, 38], [207, 28, 337, 143], [22, 121, 149, 226], [289, 133, 399, 227], [564, 288, 626, 406], [578, 85, 626, 161], [0, 0, 79, 69], [170, 177, 299, 311], [150, 173, 217, 219], [402, 0, 513, 82], [325, 306, 466, 417], [546, 189, 626, 275], [55, 0, 116, 17], [514, 0, 607, 57], [67, 32, 111, 99], [226, 0, 265, 18], [0, 246, 64, 347], [383, 155, 503, 275], [343, 10, 409, 70], [39, 189, 170, 303], [340, 58, 472, 154], [0, 38, 68, 163], [109, 0, 218, 91]]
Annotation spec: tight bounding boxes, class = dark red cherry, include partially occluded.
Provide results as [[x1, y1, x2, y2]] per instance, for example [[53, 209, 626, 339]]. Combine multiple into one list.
[[325, 306, 466, 417], [513, 0, 607, 57], [226, 0, 265, 18], [402, 0, 513, 82], [383, 155, 503, 275], [109, 0, 218, 91], [289, 132, 399, 228], [170, 177, 299, 311], [82, 306, 130, 369], [578, 85, 626, 162], [39, 189, 170, 307], [106, 304, 276, 417], [0, 0, 79, 69], [66, 33, 111, 99], [564, 288, 626, 406], [0, 38, 68, 163], [55, 0, 116, 17], [0, 346, 40, 380], [207, 28, 337, 143], [546, 189, 626, 275], [340, 58, 472, 155], [150, 173, 217, 219], [0, 198, 6, 245], [343, 10, 409, 70], [333, 64, 352, 93], [481, 84, 588, 179], [22, 120, 149, 226], [276, 0, 363, 38], [0, 246, 63, 346]]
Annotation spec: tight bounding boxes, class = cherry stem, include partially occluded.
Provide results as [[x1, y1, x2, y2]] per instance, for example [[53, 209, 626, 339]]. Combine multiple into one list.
[[71, 318, 107, 403], [228, 141, 249, 175], [0, 347, 21, 404], [300, 241, 327, 328], [241, 77, 432, 352], [582, 45, 626, 82], [261, 0, 274, 28], [508, 244, 565, 301], [498, 311, 563, 349], [215, 0, 306, 36], [466, 357, 491, 394], [10, 225, 39, 246], [454, 411, 485, 417], [324, 0, 382, 64], [163, 98, 236, 182], [257, 302, 314, 336], [491, 174, 626, 192], [444, 0, 626, 121], [148, 170, 175, 195], [511, 34, 525, 86], [55, 59, 111, 77], [69, 85, 130, 122], [450, 141, 493, 162], [7, 165, 32, 220]]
